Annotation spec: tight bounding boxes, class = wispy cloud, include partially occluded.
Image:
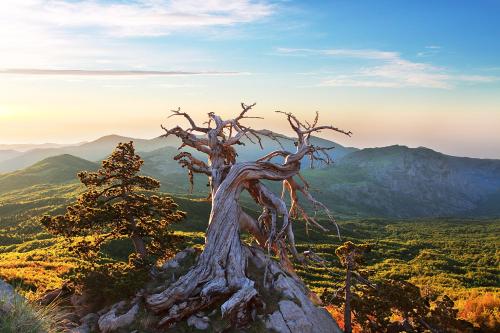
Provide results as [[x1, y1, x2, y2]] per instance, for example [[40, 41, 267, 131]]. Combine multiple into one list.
[[277, 47, 497, 89], [277, 47, 399, 60], [0, 1, 274, 69], [0, 68, 239, 76], [2, 1, 274, 38], [417, 45, 442, 57]]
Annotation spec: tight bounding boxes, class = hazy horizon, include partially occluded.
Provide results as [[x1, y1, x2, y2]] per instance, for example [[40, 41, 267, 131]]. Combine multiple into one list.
[[1, 129, 499, 160]]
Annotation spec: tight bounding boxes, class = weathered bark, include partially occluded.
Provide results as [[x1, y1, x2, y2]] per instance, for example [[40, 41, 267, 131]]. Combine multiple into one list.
[[150, 104, 351, 329], [147, 162, 294, 325]]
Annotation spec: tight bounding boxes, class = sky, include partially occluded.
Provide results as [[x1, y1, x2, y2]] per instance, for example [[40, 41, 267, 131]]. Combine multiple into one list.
[[0, 0, 499, 158]]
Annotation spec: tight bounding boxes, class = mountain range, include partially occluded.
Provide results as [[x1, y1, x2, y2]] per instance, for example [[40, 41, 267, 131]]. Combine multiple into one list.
[[0, 134, 499, 218], [0, 135, 177, 171]]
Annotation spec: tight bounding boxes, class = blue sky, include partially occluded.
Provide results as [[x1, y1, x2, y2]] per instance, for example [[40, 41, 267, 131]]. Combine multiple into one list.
[[0, 0, 499, 158]]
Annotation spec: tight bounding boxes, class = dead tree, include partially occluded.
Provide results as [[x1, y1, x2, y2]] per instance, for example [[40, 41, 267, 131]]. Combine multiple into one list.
[[335, 242, 373, 333], [146, 103, 351, 330]]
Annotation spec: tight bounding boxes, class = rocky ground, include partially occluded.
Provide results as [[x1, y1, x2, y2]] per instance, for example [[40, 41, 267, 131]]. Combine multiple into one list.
[[3, 247, 341, 333]]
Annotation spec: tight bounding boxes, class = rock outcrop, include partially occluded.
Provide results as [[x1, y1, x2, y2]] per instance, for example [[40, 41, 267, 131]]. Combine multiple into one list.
[[41, 247, 342, 333], [0, 279, 24, 313], [98, 301, 140, 333], [246, 246, 342, 333]]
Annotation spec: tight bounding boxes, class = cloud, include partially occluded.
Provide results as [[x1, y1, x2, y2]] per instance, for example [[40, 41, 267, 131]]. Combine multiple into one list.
[[453, 75, 497, 83], [277, 47, 497, 89], [276, 47, 399, 60], [0, 68, 239, 76], [355, 59, 452, 89], [0, 1, 274, 69], [417, 45, 442, 57], [2, 1, 274, 37]]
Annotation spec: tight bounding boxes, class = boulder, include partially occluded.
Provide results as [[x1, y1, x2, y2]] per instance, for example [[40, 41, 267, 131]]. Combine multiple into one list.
[[70, 291, 94, 318], [98, 301, 140, 333], [0, 279, 24, 313], [161, 247, 196, 270], [265, 310, 290, 332], [246, 247, 343, 333], [68, 324, 91, 333], [39, 284, 71, 305], [265, 299, 342, 333], [187, 314, 210, 330], [69, 313, 99, 333]]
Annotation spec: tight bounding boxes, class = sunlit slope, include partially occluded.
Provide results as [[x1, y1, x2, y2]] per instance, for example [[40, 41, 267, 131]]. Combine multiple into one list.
[[0, 154, 98, 194], [0, 152, 498, 307]]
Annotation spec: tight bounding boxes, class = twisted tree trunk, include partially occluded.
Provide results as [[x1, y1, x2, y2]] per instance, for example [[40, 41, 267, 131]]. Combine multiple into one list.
[[147, 163, 295, 324], [147, 104, 350, 331]]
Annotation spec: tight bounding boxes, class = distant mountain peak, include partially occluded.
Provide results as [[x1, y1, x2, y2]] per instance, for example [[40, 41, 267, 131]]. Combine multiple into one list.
[[28, 154, 99, 172], [35, 153, 91, 164], [92, 134, 134, 143], [0, 154, 99, 194]]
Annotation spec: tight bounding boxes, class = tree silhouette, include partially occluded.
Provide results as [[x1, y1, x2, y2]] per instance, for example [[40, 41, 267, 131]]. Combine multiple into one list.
[[41, 141, 185, 263], [335, 241, 372, 333]]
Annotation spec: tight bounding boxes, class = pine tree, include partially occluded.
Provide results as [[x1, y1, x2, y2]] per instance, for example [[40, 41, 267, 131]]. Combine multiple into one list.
[[41, 141, 185, 264]]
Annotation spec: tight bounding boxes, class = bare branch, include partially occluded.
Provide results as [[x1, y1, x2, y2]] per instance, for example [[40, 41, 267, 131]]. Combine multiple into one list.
[[174, 152, 210, 173], [168, 107, 210, 133], [161, 125, 211, 155], [275, 110, 352, 148], [173, 152, 211, 193], [284, 177, 341, 239], [214, 104, 283, 150], [302, 125, 352, 137], [256, 150, 292, 162], [236, 102, 259, 121]]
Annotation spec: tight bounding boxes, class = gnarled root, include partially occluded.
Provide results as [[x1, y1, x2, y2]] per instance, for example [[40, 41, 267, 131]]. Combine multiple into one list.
[[146, 245, 261, 327], [146, 244, 342, 333], [146, 183, 263, 327]]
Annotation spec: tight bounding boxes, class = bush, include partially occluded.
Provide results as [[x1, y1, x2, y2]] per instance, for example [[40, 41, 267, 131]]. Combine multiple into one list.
[[0, 297, 65, 333], [459, 292, 500, 332]]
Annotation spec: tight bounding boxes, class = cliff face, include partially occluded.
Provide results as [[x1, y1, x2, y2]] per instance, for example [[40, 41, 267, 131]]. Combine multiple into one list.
[[309, 145, 500, 217]]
